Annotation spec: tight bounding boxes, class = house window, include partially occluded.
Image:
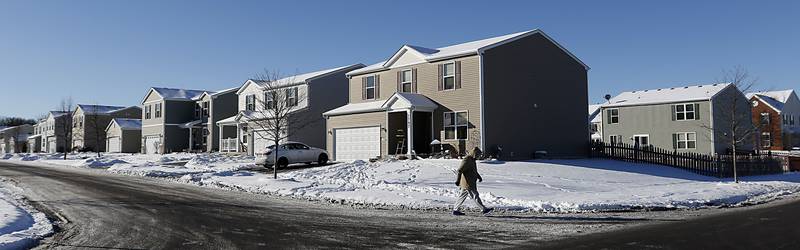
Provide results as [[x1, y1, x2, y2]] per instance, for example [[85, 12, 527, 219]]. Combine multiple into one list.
[[633, 134, 650, 147], [286, 87, 298, 107], [264, 91, 275, 109], [194, 104, 201, 118], [442, 63, 455, 90], [444, 111, 468, 140], [202, 101, 209, 116], [609, 135, 621, 144], [400, 70, 412, 93], [145, 105, 151, 119], [155, 103, 162, 118], [674, 103, 696, 120], [246, 95, 256, 111], [784, 114, 789, 125], [762, 132, 772, 148], [760, 113, 770, 126], [675, 132, 697, 149], [606, 109, 619, 124], [365, 76, 376, 99]]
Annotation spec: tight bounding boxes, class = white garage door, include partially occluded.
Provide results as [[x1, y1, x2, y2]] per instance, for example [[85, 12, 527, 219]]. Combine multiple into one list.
[[107, 137, 121, 153], [334, 126, 380, 162], [47, 138, 57, 153], [144, 136, 161, 154]]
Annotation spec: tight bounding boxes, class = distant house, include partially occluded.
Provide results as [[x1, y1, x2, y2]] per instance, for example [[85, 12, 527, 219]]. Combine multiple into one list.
[[323, 29, 589, 161], [601, 83, 754, 154], [588, 104, 603, 141], [219, 64, 364, 155], [42, 111, 72, 153], [0, 125, 33, 154], [71, 104, 142, 152], [140, 87, 208, 154], [190, 87, 239, 152], [747, 90, 800, 150], [27, 120, 44, 153], [105, 118, 142, 153]]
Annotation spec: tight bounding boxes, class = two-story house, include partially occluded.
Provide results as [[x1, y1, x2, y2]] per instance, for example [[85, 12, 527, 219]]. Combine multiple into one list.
[[71, 104, 142, 152], [747, 90, 800, 150], [601, 83, 754, 154], [218, 64, 364, 156], [27, 121, 44, 153], [140, 87, 208, 154], [323, 29, 589, 161], [190, 87, 239, 152], [42, 111, 71, 153], [588, 104, 603, 141]]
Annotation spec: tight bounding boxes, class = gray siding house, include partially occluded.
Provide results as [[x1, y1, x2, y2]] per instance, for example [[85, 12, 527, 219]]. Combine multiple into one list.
[[105, 118, 142, 153], [218, 64, 364, 156], [140, 87, 208, 154], [323, 29, 589, 161], [601, 83, 754, 154], [191, 87, 239, 152], [42, 111, 71, 153], [71, 104, 142, 152]]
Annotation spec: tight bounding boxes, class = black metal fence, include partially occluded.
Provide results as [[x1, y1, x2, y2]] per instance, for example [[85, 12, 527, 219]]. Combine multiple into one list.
[[589, 141, 785, 178]]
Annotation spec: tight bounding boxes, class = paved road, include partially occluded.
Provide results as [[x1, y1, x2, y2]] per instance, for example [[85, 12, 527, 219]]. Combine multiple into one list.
[[541, 193, 800, 249], [1, 161, 640, 250]]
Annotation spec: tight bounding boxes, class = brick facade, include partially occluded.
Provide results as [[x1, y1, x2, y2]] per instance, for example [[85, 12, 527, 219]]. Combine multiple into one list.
[[750, 97, 783, 150]]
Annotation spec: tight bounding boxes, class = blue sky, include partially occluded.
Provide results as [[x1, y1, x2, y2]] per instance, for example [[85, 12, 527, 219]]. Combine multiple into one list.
[[1, 0, 798, 119]]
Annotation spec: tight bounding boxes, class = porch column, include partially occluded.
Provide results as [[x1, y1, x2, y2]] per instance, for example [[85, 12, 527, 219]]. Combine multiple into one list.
[[188, 127, 193, 152], [407, 109, 414, 155], [218, 124, 224, 152], [236, 123, 241, 152]]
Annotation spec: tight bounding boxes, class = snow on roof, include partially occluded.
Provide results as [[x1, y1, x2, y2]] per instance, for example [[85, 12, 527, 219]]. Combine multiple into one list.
[[112, 118, 141, 130], [348, 29, 588, 76], [324, 93, 438, 116], [77, 104, 130, 115], [194, 86, 241, 100], [604, 83, 731, 108], [151, 87, 208, 100], [252, 64, 365, 88], [588, 104, 602, 123], [216, 115, 238, 125], [747, 90, 796, 112], [323, 100, 386, 117], [49, 111, 70, 117]]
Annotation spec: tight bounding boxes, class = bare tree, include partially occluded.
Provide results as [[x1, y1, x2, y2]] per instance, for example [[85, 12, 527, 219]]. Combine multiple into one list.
[[708, 66, 760, 183], [55, 97, 75, 160], [244, 70, 315, 179], [85, 104, 105, 157]]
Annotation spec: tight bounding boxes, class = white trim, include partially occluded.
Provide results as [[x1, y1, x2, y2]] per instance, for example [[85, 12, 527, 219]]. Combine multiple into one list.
[[364, 75, 377, 100], [441, 62, 456, 91], [708, 99, 715, 154], [632, 134, 650, 146], [443, 110, 469, 141], [478, 53, 486, 150], [399, 69, 413, 93], [607, 108, 620, 124], [140, 88, 164, 105], [676, 132, 697, 150], [674, 103, 697, 121], [750, 95, 783, 113], [141, 123, 184, 128]]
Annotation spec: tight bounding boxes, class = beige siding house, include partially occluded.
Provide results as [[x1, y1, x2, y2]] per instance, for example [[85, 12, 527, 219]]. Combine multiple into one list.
[[218, 64, 364, 156], [323, 29, 589, 161], [42, 111, 71, 153], [105, 118, 142, 153], [71, 104, 141, 152], [27, 121, 44, 153]]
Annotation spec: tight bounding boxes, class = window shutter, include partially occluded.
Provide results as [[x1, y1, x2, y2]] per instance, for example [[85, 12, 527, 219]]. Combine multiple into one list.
[[694, 103, 700, 120], [361, 77, 366, 100], [412, 68, 418, 93], [672, 133, 678, 149], [455, 61, 462, 89], [396, 71, 401, 92], [437, 64, 443, 91], [606, 109, 611, 124], [375, 75, 381, 98], [671, 105, 676, 121]]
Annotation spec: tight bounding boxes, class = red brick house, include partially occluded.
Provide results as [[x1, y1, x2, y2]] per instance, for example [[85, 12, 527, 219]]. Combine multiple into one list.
[[748, 90, 800, 150]]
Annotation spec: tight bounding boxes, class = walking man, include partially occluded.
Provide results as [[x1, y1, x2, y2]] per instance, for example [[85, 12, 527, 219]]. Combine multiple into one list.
[[453, 147, 494, 216]]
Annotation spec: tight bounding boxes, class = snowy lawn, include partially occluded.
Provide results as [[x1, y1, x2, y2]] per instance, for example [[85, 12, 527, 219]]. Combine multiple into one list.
[[4, 153, 800, 213], [0, 178, 53, 249]]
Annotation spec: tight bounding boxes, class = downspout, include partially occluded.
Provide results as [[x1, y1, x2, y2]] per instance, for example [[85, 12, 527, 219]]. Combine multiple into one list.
[[478, 51, 486, 151]]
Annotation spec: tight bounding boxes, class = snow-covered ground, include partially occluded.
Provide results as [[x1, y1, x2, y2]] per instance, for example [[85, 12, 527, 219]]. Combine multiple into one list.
[[3, 153, 800, 213], [0, 177, 53, 249]]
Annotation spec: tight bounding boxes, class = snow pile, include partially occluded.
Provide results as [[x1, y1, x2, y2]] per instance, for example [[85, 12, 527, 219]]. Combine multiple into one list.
[[0, 178, 53, 249]]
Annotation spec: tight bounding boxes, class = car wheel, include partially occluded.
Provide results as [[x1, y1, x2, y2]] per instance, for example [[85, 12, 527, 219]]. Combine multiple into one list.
[[277, 158, 289, 169], [318, 154, 328, 165]]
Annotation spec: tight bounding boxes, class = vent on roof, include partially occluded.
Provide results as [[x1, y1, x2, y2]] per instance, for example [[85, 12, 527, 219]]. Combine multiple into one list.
[[713, 84, 718, 86], [657, 89, 662, 91], [684, 86, 689, 89], [670, 88, 675, 90]]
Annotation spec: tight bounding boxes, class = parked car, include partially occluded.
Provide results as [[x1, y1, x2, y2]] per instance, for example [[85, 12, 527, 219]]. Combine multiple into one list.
[[255, 142, 329, 168]]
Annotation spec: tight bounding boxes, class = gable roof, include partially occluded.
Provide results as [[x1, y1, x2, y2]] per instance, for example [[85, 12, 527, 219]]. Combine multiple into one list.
[[142, 87, 208, 103], [604, 83, 732, 108], [194, 86, 241, 100], [237, 64, 365, 94], [323, 92, 437, 116], [107, 118, 142, 131], [746, 90, 796, 113], [76, 104, 131, 115], [347, 29, 589, 76], [588, 104, 602, 123], [48, 111, 70, 118]]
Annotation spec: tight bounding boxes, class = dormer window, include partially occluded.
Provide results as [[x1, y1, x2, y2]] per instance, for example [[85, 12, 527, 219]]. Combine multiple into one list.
[[400, 70, 412, 93]]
